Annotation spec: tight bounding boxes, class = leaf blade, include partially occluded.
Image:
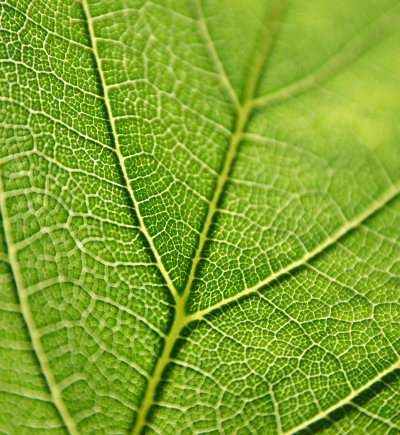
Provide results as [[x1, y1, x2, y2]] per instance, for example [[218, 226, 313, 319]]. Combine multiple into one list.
[[2, 0, 400, 434]]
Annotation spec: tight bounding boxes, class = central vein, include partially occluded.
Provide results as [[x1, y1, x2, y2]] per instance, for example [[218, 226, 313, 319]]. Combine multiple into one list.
[[128, 100, 253, 435], [128, 1, 289, 433]]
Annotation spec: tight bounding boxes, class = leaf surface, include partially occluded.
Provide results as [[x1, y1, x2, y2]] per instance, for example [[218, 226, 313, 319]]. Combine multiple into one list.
[[1, 0, 400, 434]]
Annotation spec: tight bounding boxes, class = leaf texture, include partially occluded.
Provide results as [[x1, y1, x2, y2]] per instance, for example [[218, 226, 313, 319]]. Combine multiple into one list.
[[1, 0, 400, 434]]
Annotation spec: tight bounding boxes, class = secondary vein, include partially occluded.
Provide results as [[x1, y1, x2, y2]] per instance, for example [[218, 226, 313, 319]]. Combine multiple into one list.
[[193, 0, 241, 111], [284, 357, 400, 435], [0, 177, 79, 435], [252, 7, 400, 109], [190, 179, 400, 320], [82, 0, 178, 302]]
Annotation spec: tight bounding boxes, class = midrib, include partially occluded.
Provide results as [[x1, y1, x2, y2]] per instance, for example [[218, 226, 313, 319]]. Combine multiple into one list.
[[75, 1, 290, 433], [126, 103, 255, 435], [125, 0, 290, 433]]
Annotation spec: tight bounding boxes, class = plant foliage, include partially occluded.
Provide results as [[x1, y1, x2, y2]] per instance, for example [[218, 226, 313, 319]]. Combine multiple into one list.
[[1, 0, 400, 434]]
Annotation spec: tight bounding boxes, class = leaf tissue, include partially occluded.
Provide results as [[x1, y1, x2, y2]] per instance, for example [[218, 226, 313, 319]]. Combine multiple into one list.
[[1, 0, 400, 433]]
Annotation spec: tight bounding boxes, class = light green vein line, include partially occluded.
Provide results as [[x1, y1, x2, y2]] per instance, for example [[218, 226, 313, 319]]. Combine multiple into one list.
[[0, 301, 21, 313], [82, 0, 178, 300], [304, 263, 399, 365], [270, 385, 283, 435], [0, 381, 52, 403], [241, 132, 331, 164], [192, 0, 240, 111], [0, 178, 79, 435], [11, 2, 92, 53], [0, 150, 126, 189], [129, 296, 188, 435], [189, 179, 400, 320], [0, 97, 114, 153], [252, 8, 400, 109], [16, 272, 165, 338], [82, 5, 186, 435], [284, 358, 400, 435], [36, 320, 151, 379], [7, 59, 102, 100], [183, 0, 291, 310]]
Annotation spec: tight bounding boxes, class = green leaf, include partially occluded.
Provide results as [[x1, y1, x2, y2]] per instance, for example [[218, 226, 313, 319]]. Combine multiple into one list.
[[1, 0, 400, 433]]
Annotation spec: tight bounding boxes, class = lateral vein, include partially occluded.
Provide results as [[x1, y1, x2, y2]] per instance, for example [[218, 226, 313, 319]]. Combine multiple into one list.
[[252, 8, 400, 109], [349, 400, 400, 431], [182, 0, 291, 309], [81, 0, 178, 301], [283, 358, 400, 435], [0, 177, 79, 435], [190, 179, 400, 320], [192, 0, 240, 111]]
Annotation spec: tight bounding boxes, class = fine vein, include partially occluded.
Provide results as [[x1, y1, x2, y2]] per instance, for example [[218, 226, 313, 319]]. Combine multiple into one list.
[[82, 1, 178, 304]]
